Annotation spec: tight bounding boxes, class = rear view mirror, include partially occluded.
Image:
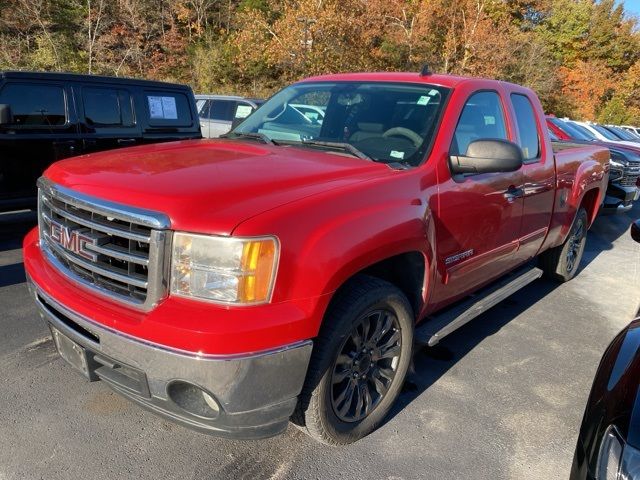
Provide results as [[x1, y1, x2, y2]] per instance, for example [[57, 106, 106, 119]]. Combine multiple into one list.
[[0, 104, 11, 125], [632, 219, 640, 243], [450, 139, 523, 175]]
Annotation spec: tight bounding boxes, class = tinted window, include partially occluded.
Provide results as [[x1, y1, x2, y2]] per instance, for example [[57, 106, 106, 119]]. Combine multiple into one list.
[[233, 82, 449, 166], [209, 100, 236, 121], [145, 92, 192, 127], [0, 83, 66, 126], [451, 91, 507, 155], [83, 87, 134, 127], [511, 94, 540, 160]]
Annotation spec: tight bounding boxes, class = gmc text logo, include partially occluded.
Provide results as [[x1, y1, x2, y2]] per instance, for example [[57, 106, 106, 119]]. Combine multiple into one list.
[[49, 220, 98, 262]]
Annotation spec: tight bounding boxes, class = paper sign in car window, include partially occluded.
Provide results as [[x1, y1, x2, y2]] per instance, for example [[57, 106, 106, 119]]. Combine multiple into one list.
[[484, 115, 496, 125], [148, 96, 164, 119], [417, 96, 430, 106], [390, 150, 405, 159], [161, 97, 178, 119], [235, 105, 253, 119]]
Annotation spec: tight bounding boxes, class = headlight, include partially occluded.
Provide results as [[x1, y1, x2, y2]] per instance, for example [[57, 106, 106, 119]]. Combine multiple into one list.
[[170, 232, 278, 304], [596, 425, 640, 479]]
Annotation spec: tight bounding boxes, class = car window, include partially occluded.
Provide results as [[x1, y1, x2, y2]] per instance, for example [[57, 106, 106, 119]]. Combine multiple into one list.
[[197, 100, 210, 119], [234, 102, 255, 121], [144, 91, 192, 127], [208, 100, 236, 121], [511, 94, 540, 161], [83, 87, 134, 127], [233, 82, 450, 166], [0, 83, 66, 127], [592, 124, 619, 141], [451, 91, 507, 156]]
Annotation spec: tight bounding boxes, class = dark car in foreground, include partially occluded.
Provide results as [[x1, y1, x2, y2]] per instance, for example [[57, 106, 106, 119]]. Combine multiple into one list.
[[570, 219, 640, 479], [0, 71, 201, 212]]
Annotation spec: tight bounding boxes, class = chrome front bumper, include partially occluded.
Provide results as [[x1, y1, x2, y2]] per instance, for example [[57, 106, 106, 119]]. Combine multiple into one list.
[[27, 278, 312, 439]]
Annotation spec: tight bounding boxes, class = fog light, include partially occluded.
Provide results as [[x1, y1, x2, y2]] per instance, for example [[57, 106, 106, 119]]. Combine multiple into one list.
[[202, 391, 220, 413], [167, 381, 220, 419]]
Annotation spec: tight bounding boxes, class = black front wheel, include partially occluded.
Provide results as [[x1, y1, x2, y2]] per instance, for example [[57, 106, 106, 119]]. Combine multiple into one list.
[[292, 275, 414, 445]]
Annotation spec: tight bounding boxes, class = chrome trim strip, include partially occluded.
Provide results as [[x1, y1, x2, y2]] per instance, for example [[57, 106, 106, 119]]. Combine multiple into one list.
[[40, 246, 146, 306], [41, 196, 151, 243], [37, 177, 170, 230], [85, 243, 150, 266], [33, 281, 312, 361], [44, 232, 149, 289]]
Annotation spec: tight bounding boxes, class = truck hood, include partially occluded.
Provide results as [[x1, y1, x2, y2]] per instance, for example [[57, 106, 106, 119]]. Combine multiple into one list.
[[45, 139, 389, 234]]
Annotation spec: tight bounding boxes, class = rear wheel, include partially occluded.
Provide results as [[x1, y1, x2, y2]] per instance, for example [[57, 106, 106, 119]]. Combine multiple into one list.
[[293, 275, 414, 445], [540, 207, 588, 282]]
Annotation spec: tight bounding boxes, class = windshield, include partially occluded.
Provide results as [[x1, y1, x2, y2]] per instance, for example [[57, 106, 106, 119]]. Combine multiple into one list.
[[591, 124, 619, 141], [567, 121, 598, 141], [610, 127, 638, 141], [550, 118, 590, 141], [231, 82, 450, 166]]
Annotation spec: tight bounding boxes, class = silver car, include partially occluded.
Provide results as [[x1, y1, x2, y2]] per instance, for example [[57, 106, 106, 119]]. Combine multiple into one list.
[[195, 95, 264, 138]]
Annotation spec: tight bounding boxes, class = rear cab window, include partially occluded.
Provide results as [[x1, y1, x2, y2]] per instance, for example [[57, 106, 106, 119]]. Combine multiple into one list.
[[82, 87, 135, 128], [144, 91, 193, 127], [510, 93, 540, 162], [0, 83, 67, 128]]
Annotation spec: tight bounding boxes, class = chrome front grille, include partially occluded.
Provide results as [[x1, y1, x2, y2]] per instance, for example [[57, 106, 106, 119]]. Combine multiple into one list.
[[620, 165, 640, 187], [37, 178, 170, 310]]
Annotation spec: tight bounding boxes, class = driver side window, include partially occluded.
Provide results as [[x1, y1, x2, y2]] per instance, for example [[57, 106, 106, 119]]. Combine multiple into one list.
[[451, 91, 507, 156]]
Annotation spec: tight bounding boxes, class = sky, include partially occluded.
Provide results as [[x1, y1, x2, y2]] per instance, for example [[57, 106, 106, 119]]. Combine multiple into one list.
[[621, 0, 640, 17]]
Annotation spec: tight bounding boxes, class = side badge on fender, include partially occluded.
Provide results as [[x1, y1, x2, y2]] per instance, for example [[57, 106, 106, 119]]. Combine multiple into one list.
[[445, 249, 474, 266]]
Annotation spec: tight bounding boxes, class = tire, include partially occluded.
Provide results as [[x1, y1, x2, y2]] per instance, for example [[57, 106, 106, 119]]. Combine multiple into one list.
[[539, 207, 588, 282], [292, 275, 414, 445]]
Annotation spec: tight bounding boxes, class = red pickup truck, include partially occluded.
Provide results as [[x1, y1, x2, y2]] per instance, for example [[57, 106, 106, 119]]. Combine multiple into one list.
[[23, 72, 609, 445]]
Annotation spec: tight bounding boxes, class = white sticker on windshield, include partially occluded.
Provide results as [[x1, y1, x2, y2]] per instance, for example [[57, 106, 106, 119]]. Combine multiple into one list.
[[417, 96, 430, 106], [390, 150, 405, 159], [235, 104, 253, 119], [161, 97, 178, 119], [148, 96, 164, 119], [148, 95, 178, 119]]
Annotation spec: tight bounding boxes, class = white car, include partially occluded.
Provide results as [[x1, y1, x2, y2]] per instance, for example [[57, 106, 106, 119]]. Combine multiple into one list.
[[195, 95, 264, 138], [573, 121, 640, 148], [621, 125, 640, 137]]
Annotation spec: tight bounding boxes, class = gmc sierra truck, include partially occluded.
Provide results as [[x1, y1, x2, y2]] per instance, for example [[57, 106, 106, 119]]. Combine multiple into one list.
[[23, 71, 610, 445]]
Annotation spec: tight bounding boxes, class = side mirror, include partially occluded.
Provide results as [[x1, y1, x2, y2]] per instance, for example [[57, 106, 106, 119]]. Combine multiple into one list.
[[450, 139, 523, 175], [632, 219, 640, 243], [0, 104, 12, 125]]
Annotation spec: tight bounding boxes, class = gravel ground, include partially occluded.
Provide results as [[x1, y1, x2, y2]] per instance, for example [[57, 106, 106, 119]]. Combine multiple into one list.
[[0, 204, 639, 480]]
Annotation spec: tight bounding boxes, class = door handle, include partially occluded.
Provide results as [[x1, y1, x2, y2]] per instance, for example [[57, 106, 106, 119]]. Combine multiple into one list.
[[117, 138, 136, 146], [503, 186, 524, 203]]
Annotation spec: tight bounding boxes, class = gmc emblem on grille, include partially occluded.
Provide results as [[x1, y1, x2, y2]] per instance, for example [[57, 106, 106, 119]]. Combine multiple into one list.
[[49, 220, 98, 262]]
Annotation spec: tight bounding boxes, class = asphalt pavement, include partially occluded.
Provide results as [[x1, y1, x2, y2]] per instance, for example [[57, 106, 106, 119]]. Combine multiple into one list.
[[1, 204, 639, 480]]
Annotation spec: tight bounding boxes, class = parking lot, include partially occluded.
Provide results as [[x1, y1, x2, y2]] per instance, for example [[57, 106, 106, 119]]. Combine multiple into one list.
[[0, 205, 638, 480]]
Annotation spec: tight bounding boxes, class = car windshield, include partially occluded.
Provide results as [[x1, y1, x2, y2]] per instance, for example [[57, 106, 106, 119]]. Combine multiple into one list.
[[610, 127, 638, 141], [550, 118, 591, 141], [231, 82, 450, 166], [592, 124, 620, 141], [567, 121, 598, 141]]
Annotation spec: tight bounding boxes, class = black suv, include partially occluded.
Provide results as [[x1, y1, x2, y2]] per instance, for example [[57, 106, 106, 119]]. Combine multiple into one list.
[[0, 71, 201, 212]]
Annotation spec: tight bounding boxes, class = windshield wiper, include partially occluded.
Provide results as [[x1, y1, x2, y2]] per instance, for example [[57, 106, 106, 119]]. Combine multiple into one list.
[[221, 132, 278, 145], [299, 139, 372, 161]]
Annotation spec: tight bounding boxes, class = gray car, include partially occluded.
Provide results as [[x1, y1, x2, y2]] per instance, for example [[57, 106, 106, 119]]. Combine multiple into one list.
[[195, 95, 264, 138]]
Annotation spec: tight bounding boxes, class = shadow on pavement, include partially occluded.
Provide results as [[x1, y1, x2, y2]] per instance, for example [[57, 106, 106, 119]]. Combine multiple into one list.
[[581, 202, 640, 269], [384, 277, 560, 426]]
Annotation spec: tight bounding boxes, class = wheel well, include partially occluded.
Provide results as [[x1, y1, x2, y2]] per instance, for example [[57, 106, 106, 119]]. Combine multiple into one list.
[[353, 251, 426, 318], [580, 188, 600, 226]]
